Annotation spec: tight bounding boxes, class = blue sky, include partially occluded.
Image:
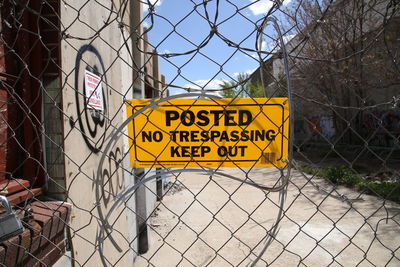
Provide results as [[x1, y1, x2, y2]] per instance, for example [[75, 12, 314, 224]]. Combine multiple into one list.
[[142, 0, 293, 95]]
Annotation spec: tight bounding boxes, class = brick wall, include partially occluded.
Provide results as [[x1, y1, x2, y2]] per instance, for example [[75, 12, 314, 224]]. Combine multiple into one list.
[[0, 201, 71, 266]]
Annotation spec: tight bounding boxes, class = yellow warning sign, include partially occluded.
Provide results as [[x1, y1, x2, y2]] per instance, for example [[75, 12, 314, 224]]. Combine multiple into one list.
[[126, 98, 289, 168]]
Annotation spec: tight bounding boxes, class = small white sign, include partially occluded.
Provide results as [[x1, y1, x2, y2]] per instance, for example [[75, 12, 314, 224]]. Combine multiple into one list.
[[84, 70, 104, 110]]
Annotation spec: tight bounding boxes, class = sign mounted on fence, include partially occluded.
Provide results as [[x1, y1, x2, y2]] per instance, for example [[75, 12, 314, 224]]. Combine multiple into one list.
[[126, 98, 289, 168]]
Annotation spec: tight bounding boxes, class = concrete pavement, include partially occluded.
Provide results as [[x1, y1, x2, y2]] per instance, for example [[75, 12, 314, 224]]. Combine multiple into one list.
[[134, 167, 400, 266]]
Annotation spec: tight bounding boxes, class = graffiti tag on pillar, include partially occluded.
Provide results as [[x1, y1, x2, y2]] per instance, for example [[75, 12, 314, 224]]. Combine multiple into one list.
[[74, 44, 109, 153], [97, 147, 125, 208]]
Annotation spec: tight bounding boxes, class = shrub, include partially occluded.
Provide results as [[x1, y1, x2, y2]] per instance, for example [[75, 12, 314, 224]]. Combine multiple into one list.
[[299, 166, 321, 176], [298, 165, 400, 203], [322, 166, 362, 186], [364, 181, 400, 203]]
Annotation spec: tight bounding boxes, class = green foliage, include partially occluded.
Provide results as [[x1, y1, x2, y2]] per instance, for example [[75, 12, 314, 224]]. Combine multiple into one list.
[[299, 164, 400, 203], [219, 72, 265, 98], [219, 80, 237, 98], [299, 165, 322, 176], [364, 182, 400, 203], [322, 166, 362, 185], [248, 81, 265, 98]]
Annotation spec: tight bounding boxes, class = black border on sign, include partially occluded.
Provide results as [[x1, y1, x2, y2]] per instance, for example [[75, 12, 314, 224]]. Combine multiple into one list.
[[131, 103, 286, 163]]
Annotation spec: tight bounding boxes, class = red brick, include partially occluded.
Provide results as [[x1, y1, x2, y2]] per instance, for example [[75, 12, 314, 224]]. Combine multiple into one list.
[[32, 202, 71, 234], [30, 208, 55, 250], [31, 204, 62, 242], [2, 235, 20, 267], [0, 179, 30, 194], [21, 205, 53, 254], [0, 89, 7, 182], [14, 201, 71, 266], [16, 228, 31, 265], [23, 233, 65, 267], [31, 202, 62, 235], [37, 239, 65, 267], [7, 188, 43, 205], [25, 219, 42, 256], [0, 245, 5, 265]]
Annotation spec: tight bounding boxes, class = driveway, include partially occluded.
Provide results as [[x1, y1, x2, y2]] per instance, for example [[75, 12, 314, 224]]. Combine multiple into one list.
[[134, 167, 400, 266]]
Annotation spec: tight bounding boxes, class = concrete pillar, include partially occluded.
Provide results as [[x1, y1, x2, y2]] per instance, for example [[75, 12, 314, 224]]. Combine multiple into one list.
[[130, 0, 149, 256], [131, 0, 145, 99], [161, 74, 168, 97], [152, 49, 160, 97]]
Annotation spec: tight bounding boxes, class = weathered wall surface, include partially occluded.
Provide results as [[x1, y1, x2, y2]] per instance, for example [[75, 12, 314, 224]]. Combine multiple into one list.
[[60, 0, 137, 265]]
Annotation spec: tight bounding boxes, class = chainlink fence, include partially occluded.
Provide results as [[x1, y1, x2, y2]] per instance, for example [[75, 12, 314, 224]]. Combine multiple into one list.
[[0, 0, 399, 266]]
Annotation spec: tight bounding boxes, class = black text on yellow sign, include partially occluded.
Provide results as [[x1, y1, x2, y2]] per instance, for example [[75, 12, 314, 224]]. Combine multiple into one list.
[[126, 98, 289, 168]]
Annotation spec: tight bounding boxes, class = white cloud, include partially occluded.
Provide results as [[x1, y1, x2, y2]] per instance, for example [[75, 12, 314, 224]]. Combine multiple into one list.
[[143, 0, 163, 12], [142, 20, 150, 29], [250, 53, 258, 59], [259, 34, 296, 53], [283, 34, 295, 44], [260, 40, 281, 51], [149, 0, 162, 6], [183, 70, 257, 92], [248, 0, 274, 16], [233, 68, 257, 78], [260, 40, 267, 51], [184, 79, 227, 91], [168, 79, 227, 97], [168, 87, 187, 96], [248, 0, 292, 16]]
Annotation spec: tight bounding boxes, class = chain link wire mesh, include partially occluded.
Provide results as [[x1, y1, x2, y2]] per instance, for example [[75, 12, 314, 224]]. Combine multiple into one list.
[[0, 0, 399, 266]]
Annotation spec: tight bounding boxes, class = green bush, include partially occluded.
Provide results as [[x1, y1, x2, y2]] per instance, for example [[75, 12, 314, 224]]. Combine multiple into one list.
[[364, 182, 400, 203], [298, 164, 400, 203], [299, 166, 321, 176], [321, 166, 363, 186]]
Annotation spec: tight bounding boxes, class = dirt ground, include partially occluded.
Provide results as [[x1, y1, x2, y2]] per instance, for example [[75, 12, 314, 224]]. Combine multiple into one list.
[[134, 167, 400, 267]]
